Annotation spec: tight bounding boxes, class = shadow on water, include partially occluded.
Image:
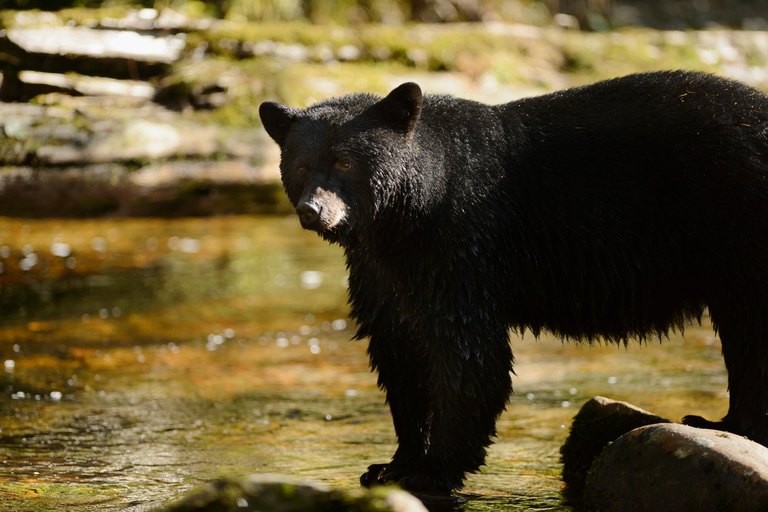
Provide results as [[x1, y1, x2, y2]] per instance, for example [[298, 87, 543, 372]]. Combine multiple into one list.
[[0, 215, 729, 511]]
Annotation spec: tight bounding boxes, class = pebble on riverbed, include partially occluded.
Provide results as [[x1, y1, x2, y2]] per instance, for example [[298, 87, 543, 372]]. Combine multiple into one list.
[[153, 473, 427, 512]]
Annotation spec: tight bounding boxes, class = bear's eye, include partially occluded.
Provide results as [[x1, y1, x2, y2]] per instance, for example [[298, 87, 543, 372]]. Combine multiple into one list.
[[296, 165, 308, 176], [334, 160, 352, 171]]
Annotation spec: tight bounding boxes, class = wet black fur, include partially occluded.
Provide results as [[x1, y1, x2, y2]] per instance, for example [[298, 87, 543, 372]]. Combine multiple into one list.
[[259, 71, 768, 494]]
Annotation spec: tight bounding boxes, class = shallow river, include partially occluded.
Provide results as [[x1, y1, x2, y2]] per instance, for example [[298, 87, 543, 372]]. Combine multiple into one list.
[[0, 215, 729, 511]]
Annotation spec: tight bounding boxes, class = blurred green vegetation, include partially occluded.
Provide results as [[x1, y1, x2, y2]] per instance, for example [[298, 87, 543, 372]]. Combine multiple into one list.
[[2, 0, 552, 24]]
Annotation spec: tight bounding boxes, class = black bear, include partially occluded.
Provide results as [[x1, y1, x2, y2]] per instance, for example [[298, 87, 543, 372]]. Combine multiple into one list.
[[259, 71, 768, 494]]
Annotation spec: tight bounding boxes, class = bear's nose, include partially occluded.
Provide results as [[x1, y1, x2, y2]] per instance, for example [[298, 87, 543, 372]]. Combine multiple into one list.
[[297, 203, 320, 226]]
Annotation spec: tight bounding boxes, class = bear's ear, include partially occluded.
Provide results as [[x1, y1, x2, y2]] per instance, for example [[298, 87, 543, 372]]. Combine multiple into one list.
[[259, 101, 300, 146], [370, 82, 422, 136]]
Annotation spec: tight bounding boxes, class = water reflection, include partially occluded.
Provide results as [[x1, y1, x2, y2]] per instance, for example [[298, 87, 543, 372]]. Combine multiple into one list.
[[0, 215, 730, 511]]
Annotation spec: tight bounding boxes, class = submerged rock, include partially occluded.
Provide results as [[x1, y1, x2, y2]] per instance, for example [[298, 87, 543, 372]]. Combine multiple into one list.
[[585, 423, 768, 512], [154, 473, 428, 512], [560, 396, 671, 493]]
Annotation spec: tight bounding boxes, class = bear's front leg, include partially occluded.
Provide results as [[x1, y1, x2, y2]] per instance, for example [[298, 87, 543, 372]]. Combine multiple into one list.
[[361, 326, 513, 494]]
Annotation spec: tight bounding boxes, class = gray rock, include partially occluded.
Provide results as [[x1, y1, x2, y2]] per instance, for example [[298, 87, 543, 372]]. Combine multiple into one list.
[[6, 26, 184, 63], [154, 473, 428, 512], [561, 396, 671, 494], [585, 423, 768, 512], [17, 70, 155, 100], [0, 20, 184, 100]]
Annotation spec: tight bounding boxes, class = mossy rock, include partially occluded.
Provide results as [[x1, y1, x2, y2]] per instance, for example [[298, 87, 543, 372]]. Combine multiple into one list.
[[155, 473, 427, 512]]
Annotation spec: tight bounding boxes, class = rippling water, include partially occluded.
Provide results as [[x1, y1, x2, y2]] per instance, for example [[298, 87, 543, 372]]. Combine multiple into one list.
[[0, 215, 729, 511]]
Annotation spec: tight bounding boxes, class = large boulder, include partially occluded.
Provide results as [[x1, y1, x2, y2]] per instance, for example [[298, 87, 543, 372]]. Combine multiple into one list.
[[585, 423, 768, 512], [561, 396, 671, 494]]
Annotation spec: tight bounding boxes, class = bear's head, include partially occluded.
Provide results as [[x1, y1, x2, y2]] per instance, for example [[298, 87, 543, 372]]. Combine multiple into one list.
[[259, 82, 422, 245]]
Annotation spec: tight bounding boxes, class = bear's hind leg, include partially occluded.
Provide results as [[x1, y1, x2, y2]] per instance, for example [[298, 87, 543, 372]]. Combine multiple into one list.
[[683, 307, 768, 445]]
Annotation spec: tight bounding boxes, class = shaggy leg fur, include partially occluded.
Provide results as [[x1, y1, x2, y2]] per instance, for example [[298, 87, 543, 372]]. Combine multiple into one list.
[[361, 326, 513, 494], [683, 301, 768, 444]]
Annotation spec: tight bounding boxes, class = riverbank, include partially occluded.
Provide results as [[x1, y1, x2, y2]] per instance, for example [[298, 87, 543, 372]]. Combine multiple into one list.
[[2, 7, 768, 217]]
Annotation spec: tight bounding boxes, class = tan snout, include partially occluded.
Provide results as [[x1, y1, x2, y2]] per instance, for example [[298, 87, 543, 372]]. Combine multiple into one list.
[[296, 188, 347, 232]]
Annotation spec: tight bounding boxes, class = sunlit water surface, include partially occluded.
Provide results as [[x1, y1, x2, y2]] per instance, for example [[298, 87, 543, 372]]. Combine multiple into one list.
[[0, 215, 728, 511]]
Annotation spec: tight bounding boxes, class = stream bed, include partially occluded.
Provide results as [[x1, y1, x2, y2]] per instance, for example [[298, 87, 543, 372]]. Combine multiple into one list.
[[0, 214, 729, 511]]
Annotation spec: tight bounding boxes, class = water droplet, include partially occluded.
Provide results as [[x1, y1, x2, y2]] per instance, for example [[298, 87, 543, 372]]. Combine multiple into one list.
[[50, 391, 62, 400], [224, 328, 235, 338], [91, 237, 106, 252], [569, 388, 577, 395], [526, 393, 535, 400], [112, 307, 122, 317], [146, 237, 159, 251], [4, 360, 15, 370], [331, 319, 347, 330], [328, 341, 338, 350], [345, 389, 357, 397], [310, 345, 321, 354], [299, 325, 311, 335], [12, 345, 19, 353], [167, 236, 180, 250], [19, 253, 37, 270], [0, 246, 9, 258], [99, 309, 109, 319], [561, 401, 571, 408], [607, 376, 618, 384], [82, 314, 90, 323], [236, 497, 248, 508], [50, 242, 71, 258], [179, 237, 200, 253], [301, 271, 323, 289], [276, 337, 289, 348], [304, 313, 315, 324], [22, 244, 33, 256], [325, 414, 332, 421], [66, 257, 76, 269]]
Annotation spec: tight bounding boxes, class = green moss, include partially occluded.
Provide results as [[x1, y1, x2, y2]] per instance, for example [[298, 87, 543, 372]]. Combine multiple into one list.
[[57, 6, 135, 25], [204, 21, 357, 49]]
